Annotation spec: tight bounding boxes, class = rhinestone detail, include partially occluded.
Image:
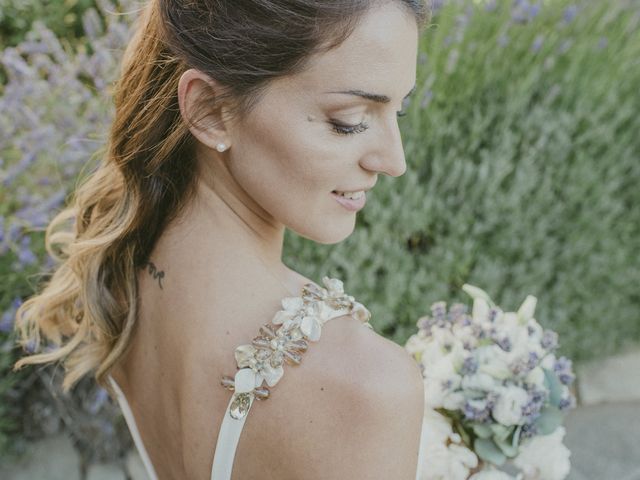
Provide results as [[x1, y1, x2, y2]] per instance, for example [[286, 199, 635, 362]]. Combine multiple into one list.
[[220, 276, 371, 415]]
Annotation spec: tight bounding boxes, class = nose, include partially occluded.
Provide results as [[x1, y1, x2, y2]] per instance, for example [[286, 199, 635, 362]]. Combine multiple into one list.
[[359, 117, 407, 177]]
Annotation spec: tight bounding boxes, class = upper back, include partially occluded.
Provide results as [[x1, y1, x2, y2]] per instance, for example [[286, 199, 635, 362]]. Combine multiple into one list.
[[111, 253, 424, 479]]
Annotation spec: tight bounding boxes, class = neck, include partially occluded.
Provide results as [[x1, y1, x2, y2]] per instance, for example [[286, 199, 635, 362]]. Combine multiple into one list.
[[190, 151, 286, 271]]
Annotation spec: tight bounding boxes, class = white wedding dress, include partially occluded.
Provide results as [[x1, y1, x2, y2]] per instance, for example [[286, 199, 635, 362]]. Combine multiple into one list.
[[108, 277, 428, 479]]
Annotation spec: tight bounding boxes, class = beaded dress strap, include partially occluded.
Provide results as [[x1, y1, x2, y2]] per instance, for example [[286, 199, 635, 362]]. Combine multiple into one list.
[[210, 276, 372, 480]]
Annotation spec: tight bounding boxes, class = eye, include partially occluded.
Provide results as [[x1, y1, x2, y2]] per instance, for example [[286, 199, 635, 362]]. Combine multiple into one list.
[[329, 119, 370, 136], [329, 110, 407, 136]]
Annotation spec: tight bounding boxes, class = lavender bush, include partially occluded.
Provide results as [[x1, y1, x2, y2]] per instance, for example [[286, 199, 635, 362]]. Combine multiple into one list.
[[0, 0, 137, 463]]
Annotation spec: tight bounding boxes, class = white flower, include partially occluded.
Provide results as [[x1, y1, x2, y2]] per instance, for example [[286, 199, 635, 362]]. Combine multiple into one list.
[[527, 319, 544, 341], [540, 353, 557, 370], [462, 284, 494, 305], [418, 409, 479, 480], [442, 391, 466, 410], [351, 300, 371, 323], [322, 276, 344, 295], [517, 295, 537, 324], [423, 355, 461, 408], [462, 372, 497, 392], [271, 296, 303, 329], [419, 333, 467, 409], [469, 468, 522, 480], [300, 311, 323, 341], [472, 297, 492, 325], [513, 426, 571, 480], [477, 346, 512, 380], [233, 345, 284, 391], [525, 367, 545, 390], [492, 385, 529, 426], [405, 332, 428, 358]]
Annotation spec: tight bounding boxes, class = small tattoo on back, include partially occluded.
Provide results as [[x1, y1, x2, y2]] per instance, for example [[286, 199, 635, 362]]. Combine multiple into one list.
[[143, 261, 165, 290]]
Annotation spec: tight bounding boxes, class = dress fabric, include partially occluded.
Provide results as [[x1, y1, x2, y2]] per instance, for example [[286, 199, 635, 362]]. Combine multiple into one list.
[[108, 278, 427, 480]]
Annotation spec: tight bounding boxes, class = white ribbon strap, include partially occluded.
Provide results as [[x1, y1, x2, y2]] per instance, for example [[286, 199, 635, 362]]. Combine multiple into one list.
[[210, 391, 256, 480]]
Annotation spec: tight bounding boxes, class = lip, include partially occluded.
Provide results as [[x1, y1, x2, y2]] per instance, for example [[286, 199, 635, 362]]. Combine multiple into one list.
[[330, 190, 367, 211]]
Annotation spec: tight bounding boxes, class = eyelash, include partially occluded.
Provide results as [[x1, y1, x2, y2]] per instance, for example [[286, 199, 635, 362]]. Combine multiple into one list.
[[330, 110, 407, 136]]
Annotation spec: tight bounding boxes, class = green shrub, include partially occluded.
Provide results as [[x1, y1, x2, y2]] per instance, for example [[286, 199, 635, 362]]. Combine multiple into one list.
[[0, 0, 97, 49]]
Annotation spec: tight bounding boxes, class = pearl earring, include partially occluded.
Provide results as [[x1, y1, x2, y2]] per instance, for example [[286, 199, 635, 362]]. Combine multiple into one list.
[[216, 142, 227, 152]]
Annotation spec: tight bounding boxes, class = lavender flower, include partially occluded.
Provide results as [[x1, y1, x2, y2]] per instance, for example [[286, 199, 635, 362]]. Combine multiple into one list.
[[597, 37, 608, 50], [532, 34, 544, 53], [521, 389, 546, 421], [461, 356, 479, 375], [512, 0, 541, 24], [563, 5, 578, 24], [520, 421, 539, 440], [463, 398, 492, 422], [0, 298, 23, 333], [496, 336, 512, 352], [541, 330, 558, 350], [553, 356, 575, 385], [484, 0, 497, 13], [88, 388, 110, 415]]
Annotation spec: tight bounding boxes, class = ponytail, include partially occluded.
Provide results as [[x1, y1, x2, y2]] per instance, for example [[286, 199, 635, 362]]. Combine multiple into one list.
[[13, 0, 198, 395]]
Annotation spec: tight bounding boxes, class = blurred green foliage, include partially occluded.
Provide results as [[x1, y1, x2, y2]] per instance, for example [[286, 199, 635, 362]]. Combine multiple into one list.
[[0, 0, 97, 49]]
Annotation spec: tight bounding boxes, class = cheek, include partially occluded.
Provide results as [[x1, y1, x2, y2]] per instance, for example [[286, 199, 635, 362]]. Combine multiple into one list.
[[233, 117, 338, 203], [228, 108, 359, 243]]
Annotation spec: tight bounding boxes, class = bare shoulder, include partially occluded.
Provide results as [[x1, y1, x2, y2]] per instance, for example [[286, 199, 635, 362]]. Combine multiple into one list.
[[244, 314, 425, 480]]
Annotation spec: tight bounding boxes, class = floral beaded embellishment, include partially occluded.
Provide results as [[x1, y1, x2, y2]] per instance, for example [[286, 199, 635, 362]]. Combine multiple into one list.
[[220, 276, 372, 419]]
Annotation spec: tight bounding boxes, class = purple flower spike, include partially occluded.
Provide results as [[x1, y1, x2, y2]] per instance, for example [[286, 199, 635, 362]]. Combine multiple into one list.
[[521, 422, 539, 439], [88, 388, 109, 414], [527, 351, 539, 369], [485, 0, 497, 12], [563, 5, 578, 24], [496, 336, 512, 352], [461, 356, 479, 375], [532, 34, 544, 53], [541, 330, 558, 350], [463, 399, 492, 422]]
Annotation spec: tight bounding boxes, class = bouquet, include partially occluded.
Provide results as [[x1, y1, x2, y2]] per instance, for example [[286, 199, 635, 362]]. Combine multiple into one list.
[[405, 284, 576, 480]]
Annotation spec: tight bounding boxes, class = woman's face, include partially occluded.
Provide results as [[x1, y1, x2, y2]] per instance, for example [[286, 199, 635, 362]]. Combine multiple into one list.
[[222, 2, 419, 244]]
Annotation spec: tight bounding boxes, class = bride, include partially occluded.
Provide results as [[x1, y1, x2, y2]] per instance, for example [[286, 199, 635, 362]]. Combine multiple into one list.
[[13, 0, 432, 478]]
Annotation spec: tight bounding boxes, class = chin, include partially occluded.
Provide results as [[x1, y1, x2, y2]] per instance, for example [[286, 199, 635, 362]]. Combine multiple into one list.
[[293, 216, 356, 245]]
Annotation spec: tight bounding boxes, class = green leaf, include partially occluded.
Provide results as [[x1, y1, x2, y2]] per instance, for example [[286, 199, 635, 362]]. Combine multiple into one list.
[[494, 432, 519, 458], [543, 368, 563, 406], [490, 423, 513, 441], [475, 437, 507, 466], [473, 423, 493, 439], [534, 406, 563, 435]]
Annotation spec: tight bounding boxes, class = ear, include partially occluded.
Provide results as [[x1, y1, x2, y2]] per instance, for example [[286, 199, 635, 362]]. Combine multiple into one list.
[[177, 68, 232, 151]]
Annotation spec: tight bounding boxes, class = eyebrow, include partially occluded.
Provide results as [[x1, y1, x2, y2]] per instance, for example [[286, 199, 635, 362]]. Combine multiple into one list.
[[325, 84, 416, 104]]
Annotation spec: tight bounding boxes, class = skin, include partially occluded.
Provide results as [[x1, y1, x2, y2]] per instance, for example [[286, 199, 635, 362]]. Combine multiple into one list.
[[111, 3, 421, 478]]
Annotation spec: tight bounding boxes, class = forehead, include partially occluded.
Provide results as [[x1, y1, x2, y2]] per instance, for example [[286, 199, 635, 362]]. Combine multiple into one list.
[[278, 3, 418, 99]]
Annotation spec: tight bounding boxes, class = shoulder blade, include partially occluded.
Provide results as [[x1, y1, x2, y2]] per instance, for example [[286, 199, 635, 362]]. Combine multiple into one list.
[[266, 314, 426, 479]]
